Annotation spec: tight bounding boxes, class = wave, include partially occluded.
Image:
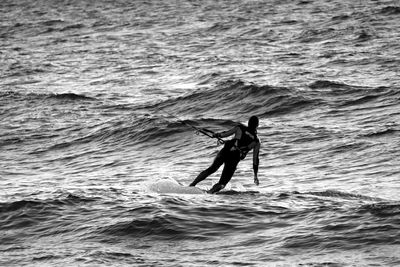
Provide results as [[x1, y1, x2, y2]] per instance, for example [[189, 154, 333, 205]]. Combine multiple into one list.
[[308, 80, 394, 96], [362, 128, 399, 138], [379, 6, 400, 15], [283, 222, 400, 250], [331, 14, 350, 21], [297, 27, 338, 43], [2, 188, 398, 252], [26, 78, 397, 151], [303, 190, 383, 201], [0, 91, 98, 149], [308, 80, 398, 106], [0, 194, 98, 236], [309, 80, 354, 89], [360, 202, 400, 217], [339, 94, 382, 107], [326, 141, 369, 155], [0, 194, 96, 214], [31, 82, 328, 154], [207, 22, 232, 33], [41, 19, 65, 27], [42, 23, 86, 34], [3, 78, 397, 153], [6, 19, 83, 35], [47, 93, 94, 101], [149, 79, 318, 118], [146, 79, 398, 122], [96, 189, 400, 248], [59, 23, 86, 32], [99, 216, 198, 240], [97, 202, 287, 241], [3, 77, 397, 154], [296, 19, 380, 43], [281, 193, 400, 250], [0, 91, 95, 102], [34, 115, 235, 154]]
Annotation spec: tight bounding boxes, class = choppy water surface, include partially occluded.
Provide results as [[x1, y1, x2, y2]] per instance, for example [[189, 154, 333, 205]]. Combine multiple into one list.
[[1, 0, 399, 266]]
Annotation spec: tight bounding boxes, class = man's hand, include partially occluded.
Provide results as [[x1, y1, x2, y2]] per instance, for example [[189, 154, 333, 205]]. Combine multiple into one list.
[[254, 176, 259, 186], [212, 132, 221, 138]]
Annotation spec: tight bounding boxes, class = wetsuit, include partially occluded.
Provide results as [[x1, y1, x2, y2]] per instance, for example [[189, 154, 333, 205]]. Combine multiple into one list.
[[190, 124, 259, 193]]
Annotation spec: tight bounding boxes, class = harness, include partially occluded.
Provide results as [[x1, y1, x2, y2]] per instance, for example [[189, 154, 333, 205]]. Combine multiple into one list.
[[228, 124, 258, 160]]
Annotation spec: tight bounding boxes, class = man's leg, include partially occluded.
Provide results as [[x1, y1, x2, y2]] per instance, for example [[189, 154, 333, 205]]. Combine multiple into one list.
[[208, 158, 239, 193], [189, 153, 224, 186]]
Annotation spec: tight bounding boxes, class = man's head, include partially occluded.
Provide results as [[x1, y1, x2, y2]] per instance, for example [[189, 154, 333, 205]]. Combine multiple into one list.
[[248, 116, 259, 131]]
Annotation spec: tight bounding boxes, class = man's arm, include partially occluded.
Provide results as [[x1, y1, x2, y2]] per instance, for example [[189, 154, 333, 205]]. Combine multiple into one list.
[[214, 126, 240, 138], [253, 141, 260, 185]]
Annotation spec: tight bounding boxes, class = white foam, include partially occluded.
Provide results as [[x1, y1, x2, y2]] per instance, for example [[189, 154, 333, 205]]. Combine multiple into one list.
[[147, 178, 205, 194]]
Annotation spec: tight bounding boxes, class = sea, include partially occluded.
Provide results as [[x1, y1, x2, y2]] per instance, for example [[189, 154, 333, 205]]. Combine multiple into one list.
[[1, 0, 399, 266]]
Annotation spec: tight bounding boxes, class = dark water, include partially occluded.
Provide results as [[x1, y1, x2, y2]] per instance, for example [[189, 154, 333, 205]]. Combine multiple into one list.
[[1, 0, 400, 266]]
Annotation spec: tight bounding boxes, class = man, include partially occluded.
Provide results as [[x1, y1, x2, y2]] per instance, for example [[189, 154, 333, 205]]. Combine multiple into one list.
[[189, 116, 260, 193]]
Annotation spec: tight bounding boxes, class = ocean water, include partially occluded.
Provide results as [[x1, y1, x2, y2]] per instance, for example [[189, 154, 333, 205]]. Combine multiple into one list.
[[1, 0, 400, 266]]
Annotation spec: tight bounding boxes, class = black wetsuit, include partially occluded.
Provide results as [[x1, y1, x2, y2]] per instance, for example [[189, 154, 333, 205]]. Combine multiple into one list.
[[190, 124, 259, 193]]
